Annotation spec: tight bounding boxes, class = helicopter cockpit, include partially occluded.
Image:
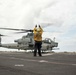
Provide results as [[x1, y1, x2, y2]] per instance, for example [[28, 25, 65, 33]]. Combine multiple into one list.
[[25, 33, 33, 38], [14, 32, 34, 45], [43, 38, 52, 43]]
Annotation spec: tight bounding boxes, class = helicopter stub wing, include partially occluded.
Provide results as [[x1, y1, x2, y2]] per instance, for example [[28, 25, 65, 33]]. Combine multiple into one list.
[[0, 34, 7, 36]]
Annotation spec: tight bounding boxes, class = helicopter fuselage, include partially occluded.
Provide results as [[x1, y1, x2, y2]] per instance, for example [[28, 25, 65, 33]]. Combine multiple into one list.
[[0, 33, 58, 51]]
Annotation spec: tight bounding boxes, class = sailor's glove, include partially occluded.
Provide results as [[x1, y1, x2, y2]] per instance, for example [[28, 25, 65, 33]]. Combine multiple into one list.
[[39, 25, 41, 28], [35, 25, 37, 27]]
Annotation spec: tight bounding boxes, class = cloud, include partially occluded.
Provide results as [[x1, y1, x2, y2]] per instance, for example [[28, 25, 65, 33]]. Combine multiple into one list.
[[0, 0, 76, 52]]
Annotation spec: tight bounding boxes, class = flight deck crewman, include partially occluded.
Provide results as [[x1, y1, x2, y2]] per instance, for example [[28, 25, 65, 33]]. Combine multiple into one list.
[[33, 25, 43, 56]]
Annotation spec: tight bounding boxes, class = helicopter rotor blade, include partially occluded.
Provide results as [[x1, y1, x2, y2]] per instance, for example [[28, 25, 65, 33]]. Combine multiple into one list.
[[0, 27, 49, 34], [0, 27, 33, 32], [13, 31, 29, 34], [0, 23, 53, 34]]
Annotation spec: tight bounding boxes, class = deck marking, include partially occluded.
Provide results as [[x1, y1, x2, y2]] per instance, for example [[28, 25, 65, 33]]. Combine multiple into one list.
[[39, 60, 48, 63], [11, 57, 76, 66], [6, 56, 76, 66], [15, 64, 24, 67], [43, 53, 53, 56], [72, 64, 76, 66]]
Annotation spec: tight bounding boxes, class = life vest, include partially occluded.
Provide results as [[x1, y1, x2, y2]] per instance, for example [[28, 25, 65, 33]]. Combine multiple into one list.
[[33, 27, 43, 41]]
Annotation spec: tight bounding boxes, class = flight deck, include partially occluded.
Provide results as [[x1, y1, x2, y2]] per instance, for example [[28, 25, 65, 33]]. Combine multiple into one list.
[[0, 51, 76, 75]]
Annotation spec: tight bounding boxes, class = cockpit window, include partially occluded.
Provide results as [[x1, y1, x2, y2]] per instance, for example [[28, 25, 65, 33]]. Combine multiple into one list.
[[49, 40, 51, 43], [45, 38, 51, 43]]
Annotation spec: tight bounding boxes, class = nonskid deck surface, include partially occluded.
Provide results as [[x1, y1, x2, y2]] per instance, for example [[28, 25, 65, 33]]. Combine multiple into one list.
[[0, 51, 76, 75]]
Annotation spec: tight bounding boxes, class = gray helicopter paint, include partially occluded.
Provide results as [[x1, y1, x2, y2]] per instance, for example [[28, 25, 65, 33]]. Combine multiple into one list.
[[0, 33, 58, 51]]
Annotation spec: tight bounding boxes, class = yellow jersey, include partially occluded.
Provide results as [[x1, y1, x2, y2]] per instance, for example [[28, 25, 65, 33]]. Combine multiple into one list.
[[33, 27, 43, 41]]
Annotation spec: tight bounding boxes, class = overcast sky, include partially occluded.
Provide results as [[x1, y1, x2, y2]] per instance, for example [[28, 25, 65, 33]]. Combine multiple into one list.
[[0, 0, 76, 52]]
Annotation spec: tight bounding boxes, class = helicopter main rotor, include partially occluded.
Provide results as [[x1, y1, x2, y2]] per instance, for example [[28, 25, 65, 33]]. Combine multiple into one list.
[[0, 27, 33, 33], [0, 23, 53, 33]]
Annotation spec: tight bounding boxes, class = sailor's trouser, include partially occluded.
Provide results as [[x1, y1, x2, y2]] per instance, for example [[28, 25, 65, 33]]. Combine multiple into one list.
[[34, 41, 42, 56]]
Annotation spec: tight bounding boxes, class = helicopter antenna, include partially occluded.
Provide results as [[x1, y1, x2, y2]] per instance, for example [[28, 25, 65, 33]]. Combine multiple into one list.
[[53, 37, 55, 42]]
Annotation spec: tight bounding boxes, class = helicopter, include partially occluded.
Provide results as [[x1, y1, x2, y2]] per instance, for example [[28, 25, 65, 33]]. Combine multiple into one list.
[[0, 27, 58, 52]]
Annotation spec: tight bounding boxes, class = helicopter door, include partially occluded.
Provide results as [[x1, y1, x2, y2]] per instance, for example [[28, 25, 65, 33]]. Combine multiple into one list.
[[28, 38, 34, 47]]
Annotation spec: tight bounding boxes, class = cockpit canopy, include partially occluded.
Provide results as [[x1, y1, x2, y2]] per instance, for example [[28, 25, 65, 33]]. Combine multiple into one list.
[[43, 38, 52, 43], [22, 33, 33, 39]]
